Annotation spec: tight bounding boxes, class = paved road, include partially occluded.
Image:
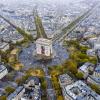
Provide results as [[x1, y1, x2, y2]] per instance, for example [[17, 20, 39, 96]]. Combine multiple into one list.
[[0, 15, 17, 29], [0, 14, 34, 41], [42, 64, 56, 100], [33, 10, 48, 38], [52, 4, 99, 43]]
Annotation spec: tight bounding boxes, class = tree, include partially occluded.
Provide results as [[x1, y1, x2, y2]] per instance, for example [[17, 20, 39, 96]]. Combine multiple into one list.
[[0, 96, 6, 100], [57, 95, 64, 100], [15, 78, 22, 85], [90, 84, 100, 94], [64, 60, 78, 74], [15, 74, 30, 85], [5, 86, 15, 95], [76, 72, 84, 79], [79, 46, 89, 53], [78, 53, 89, 60], [41, 78, 47, 90], [89, 57, 97, 64], [6, 72, 15, 81]]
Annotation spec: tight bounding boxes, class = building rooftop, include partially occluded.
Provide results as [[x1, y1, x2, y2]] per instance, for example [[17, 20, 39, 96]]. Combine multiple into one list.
[[25, 76, 40, 85], [87, 63, 100, 85], [0, 42, 9, 49], [59, 74, 73, 86], [7, 86, 24, 100], [65, 81, 100, 100], [22, 77, 41, 100], [21, 87, 41, 100], [89, 75, 100, 84], [95, 64, 100, 73], [7, 77, 41, 100], [0, 64, 7, 73], [79, 62, 94, 73]]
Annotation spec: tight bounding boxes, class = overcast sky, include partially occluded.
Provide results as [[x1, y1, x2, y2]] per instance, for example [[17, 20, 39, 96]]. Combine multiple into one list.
[[0, 0, 83, 4], [0, 0, 98, 8]]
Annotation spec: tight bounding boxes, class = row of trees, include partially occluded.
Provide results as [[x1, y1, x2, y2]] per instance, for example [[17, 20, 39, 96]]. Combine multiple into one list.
[[16, 27, 34, 41], [49, 66, 64, 100], [63, 59, 84, 79], [63, 40, 97, 78], [65, 40, 97, 66], [0, 86, 15, 100], [89, 83, 100, 94]]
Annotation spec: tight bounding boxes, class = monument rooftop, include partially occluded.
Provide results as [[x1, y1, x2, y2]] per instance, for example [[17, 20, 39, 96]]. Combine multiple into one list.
[[36, 38, 52, 46]]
